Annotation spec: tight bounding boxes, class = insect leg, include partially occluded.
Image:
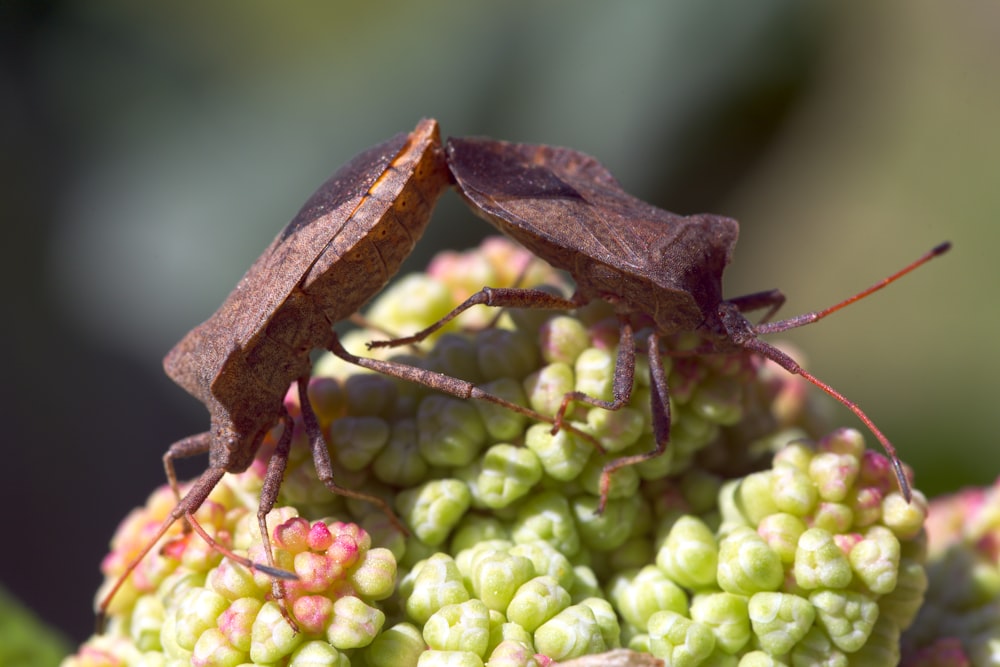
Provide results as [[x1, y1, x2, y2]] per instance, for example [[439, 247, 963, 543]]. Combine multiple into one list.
[[595, 330, 670, 514], [367, 287, 581, 349], [296, 374, 409, 536], [727, 289, 786, 324], [163, 431, 212, 503], [96, 463, 225, 631], [255, 408, 299, 631], [329, 333, 602, 451], [553, 314, 636, 431]]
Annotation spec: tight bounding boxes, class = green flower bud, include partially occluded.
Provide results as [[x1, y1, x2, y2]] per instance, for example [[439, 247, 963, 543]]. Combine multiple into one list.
[[250, 601, 304, 664], [657, 515, 720, 590], [473, 379, 532, 442], [756, 513, 806, 566], [847, 615, 900, 667], [416, 649, 486, 667], [789, 626, 847, 667], [586, 406, 646, 455], [130, 595, 165, 651], [418, 396, 488, 467], [737, 650, 790, 667], [849, 526, 901, 595], [427, 334, 486, 385], [366, 273, 456, 340], [879, 558, 927, 629], [539, 315, 591, 366], [569, 565, 603, 603], [690, 592, 751, 655], [452, 516, 512, 554], [192, 628, 244, 667], [646, 610, 717, 665], [610, 566, 688, 632], [330, 416, 390, 471], [506, 576, 571, 634], [172, 588, 228, 652], [524, 423, 593, 483], [326, 596, 384, 649], [470, 444, 544, 510], [476, 328, 539, 384], [717, 528, 783, 596], [747, 592, 815, 656], [512, 490, 580, 556], [423, 599, 491, 657], [398, 479, 472, 547], [469, 551, 536, 612], [770, 467, 817, 517], [882, 491, 928, 540], [534, 603, 607, 661], [488, 619, 534, 656], [406, 553, 471, 625], [572, 494, 639, 551], [508, 541, 575, 593], [793, 528, 852, 590], [486, 639, 541, 667], [343, 372, 400, 418], [365, 622, 425, 667], [371, 418, 428, 487], [809, 589, 879, 653], [689, 373, 744, 426], [573, 347, 616, 403], [808, 452, 859, 503], [811, 502, 854, 535], [524, 362, 576, 417], [289, 640, 350, 667]]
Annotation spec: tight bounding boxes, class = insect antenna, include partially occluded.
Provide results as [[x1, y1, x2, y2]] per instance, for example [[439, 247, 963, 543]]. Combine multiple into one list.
[[96, 496, 297, 633], [738, 242, 951, 502], [755, 242, 950, 335]]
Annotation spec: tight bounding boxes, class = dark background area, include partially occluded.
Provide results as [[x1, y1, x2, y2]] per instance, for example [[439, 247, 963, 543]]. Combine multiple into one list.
[[2, 1, 997, 648]]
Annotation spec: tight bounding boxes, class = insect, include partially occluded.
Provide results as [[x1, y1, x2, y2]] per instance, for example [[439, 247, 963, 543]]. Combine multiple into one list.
[[371, 135, 950, 511], [98, 119, 576, 630]]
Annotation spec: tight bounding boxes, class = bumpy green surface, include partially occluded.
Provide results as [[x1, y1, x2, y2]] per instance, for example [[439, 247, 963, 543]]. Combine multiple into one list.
[[65, 239, 931, 667]]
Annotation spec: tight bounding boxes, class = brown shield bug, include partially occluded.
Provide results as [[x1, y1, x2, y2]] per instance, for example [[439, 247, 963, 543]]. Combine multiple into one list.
[[372, 135, 949, 511], [98, 120, 602, 630], [97, 118, 450, 628]]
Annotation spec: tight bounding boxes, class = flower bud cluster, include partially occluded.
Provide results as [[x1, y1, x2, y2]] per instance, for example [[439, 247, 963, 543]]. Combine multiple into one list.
[[900, 477, 1000, 666], [67, 238, 928, 666]]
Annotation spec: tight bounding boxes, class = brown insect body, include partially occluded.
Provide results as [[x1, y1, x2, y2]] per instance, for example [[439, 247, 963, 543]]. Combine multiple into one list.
[[421, 136, 949, 509], [163, 121, 448, 477], [444, 138, 739, 340], [99, 119, 452, 627]]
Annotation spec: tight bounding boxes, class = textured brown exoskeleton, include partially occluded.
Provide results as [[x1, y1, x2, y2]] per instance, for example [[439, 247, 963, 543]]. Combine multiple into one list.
[[97, 119, 579, 630], [373, 136, 950, 511]]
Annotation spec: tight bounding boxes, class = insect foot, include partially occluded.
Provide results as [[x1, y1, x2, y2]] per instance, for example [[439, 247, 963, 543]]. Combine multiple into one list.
[[70, 238, 933, 666]]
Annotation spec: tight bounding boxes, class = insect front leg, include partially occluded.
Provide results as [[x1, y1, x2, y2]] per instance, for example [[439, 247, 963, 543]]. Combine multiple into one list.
[[367, 286, 582, 349], [163, 431, 213, 503], [254, 409, 299, 631], [296, 375, 408, 535], [726, 289, 786, 325]]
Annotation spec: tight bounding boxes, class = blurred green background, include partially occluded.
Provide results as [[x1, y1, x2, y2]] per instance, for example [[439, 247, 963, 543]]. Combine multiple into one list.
[[2, 0, 996, 648]]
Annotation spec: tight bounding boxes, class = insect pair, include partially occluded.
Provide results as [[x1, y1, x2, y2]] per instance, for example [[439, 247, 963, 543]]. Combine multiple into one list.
[[97, 118, 949, 629]]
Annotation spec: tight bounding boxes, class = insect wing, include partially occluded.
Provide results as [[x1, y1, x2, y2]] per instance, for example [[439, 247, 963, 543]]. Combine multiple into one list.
[[446, 137, 738, 301]]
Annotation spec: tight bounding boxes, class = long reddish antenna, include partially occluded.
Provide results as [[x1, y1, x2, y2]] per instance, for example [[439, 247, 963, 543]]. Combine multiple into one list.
[[735, 242, 951, 501], [95, 504, 295, 632], [756, 242, 950, 335]]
